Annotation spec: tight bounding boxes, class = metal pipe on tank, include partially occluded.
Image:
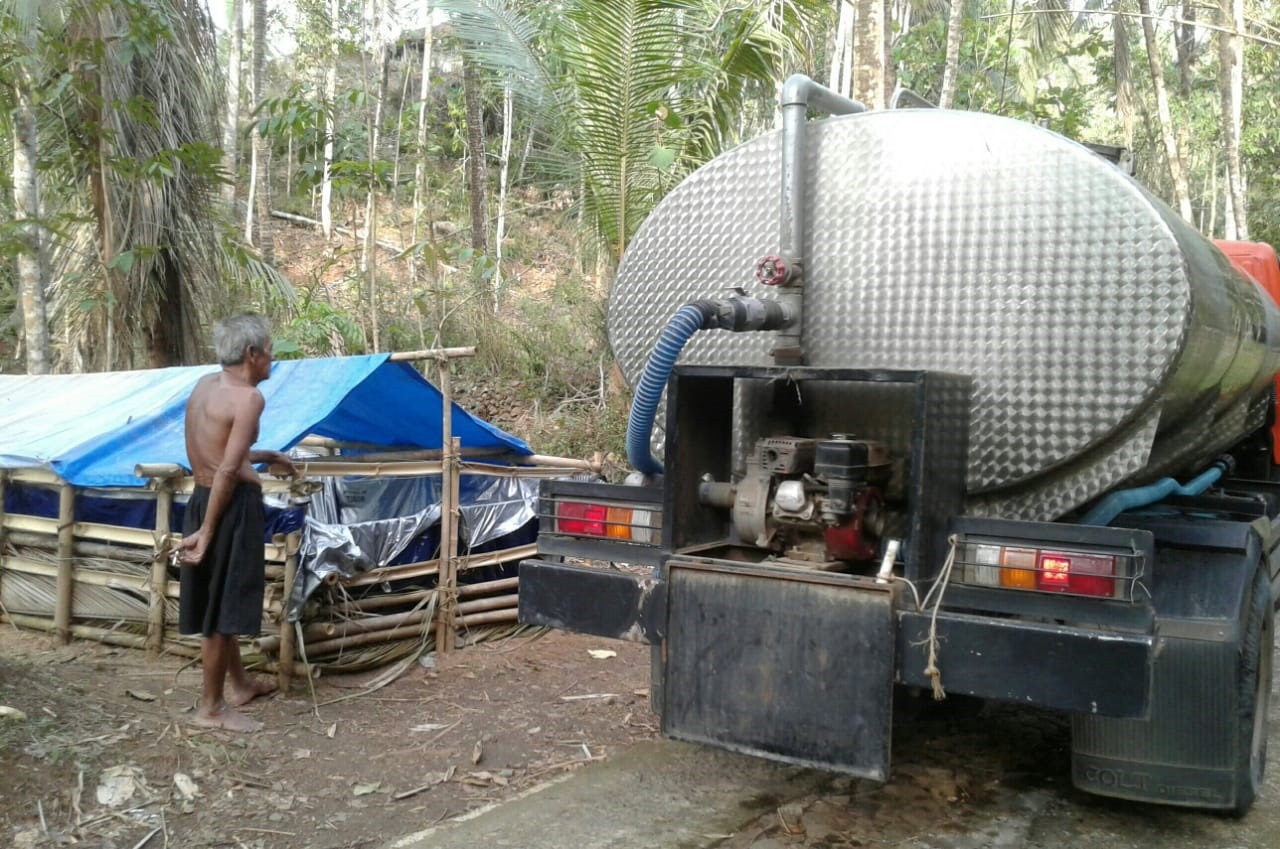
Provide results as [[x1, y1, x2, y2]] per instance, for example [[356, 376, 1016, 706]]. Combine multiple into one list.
[[771, 74, 866, 365]]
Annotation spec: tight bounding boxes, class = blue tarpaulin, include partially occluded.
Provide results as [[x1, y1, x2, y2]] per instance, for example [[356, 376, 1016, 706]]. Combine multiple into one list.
[[0, 354, 530, 488]]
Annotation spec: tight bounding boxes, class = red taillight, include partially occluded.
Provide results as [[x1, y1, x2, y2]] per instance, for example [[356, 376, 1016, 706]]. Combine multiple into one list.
[[558, 502, 609, 536], [1036, 551, 1116, 597]]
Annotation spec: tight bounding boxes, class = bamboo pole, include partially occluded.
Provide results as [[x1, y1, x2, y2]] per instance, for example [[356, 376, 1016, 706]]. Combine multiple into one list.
[[459, 576, 519, 598], [432, 353, 461, 654], [147, 482, 173, 655], [389, 346, 476, 362], [0, 471, 7, 606], [54, 482, 75, 644], [455, 593, 518, 616], [305, 623, 431, 655], [457, 608, 519, 628], [133, 463, 186, 479], [278, 531, 301, 693], [340, 542, 535, 588], [295, 437, 511, 462], [322, 575, 519, 615], [6, 530, 152, 562], [294, 458, 444, 477], [436, 437, 461, 653], [6, 514, 160, 548], [1, 555, 179, 596], [7, 468, 60, 486], [306, 606, 434, 640]]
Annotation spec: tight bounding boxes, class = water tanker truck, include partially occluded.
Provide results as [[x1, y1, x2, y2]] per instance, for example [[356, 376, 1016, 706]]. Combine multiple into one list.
[[517, 75, 1280, 814]]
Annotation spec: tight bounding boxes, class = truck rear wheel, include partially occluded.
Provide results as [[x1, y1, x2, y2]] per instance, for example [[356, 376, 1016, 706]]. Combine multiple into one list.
[[1232, 566, 1273, 816]]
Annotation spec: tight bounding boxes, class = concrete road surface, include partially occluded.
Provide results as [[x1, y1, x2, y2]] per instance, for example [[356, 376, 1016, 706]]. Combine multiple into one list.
[[386, 649, 1280, 849]]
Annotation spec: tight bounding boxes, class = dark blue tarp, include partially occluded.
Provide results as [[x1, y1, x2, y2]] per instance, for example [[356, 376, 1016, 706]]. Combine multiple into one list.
[[0, 354, 530, 487]]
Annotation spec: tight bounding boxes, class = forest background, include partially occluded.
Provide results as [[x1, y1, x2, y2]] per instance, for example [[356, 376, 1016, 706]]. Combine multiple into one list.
[[1, 0, 1278, 463]]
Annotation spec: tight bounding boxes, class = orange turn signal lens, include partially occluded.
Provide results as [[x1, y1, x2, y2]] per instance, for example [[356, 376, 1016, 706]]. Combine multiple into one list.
[[999, 547, 1038, 589]]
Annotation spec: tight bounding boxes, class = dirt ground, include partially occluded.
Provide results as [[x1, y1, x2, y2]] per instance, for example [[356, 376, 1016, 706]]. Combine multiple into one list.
[[0, 625, 656, 849]]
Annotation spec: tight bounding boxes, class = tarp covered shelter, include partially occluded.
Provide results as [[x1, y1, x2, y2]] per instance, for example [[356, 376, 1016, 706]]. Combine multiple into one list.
[[0, 353, 531, 486]]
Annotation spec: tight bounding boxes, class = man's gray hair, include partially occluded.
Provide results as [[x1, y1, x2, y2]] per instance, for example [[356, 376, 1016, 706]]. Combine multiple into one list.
[[213, 313, 272, 366]]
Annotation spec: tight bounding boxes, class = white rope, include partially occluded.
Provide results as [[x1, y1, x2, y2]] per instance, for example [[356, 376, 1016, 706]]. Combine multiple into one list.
[[921, 534, 959, 700]]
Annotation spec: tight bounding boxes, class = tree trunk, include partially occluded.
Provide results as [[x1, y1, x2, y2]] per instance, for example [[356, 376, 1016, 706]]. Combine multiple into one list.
[[1137, 0, 1194, 223], [247, 0, 273, 261], [493, 83, 512, 314], [363, 32, 389, 352], [852, 0, 891, 109], [412, 2, 437, 335], [938, 0, 965, 109], [828, 1, 854, 98], [321, 0, 340, 240], [1176, 0, 1196, 98], [145, 252, 185, 367], [12, 76, 51, 374], [462, 57, 488, 254], [1113, 10, 1134, 148], [222, 0, 243, 204], [1218, 0, 1247, 239]]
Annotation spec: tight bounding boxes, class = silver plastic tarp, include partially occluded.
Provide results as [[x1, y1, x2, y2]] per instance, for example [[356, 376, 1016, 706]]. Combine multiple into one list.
[[288, 473, 541, 619]]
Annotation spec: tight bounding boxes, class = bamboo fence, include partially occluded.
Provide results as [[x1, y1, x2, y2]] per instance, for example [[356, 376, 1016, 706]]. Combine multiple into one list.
[[0, 348, 601, 690]]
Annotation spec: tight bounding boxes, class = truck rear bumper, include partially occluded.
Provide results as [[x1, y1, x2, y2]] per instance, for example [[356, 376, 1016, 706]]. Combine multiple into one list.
[[896, 609, 1151, 717], [519, 557, 1154, 719]]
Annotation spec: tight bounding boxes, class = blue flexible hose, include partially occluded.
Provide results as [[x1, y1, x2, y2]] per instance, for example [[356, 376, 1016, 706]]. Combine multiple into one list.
[[626, 305, 709, 477], [1080, 460, 1228, 526]]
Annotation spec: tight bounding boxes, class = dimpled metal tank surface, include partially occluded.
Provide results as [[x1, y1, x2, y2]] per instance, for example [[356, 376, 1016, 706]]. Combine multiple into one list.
[[608, 109, 1280, 520]]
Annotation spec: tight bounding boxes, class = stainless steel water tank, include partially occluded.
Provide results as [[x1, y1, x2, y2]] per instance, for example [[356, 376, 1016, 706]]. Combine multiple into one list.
[[608, 109, 1280, 520]]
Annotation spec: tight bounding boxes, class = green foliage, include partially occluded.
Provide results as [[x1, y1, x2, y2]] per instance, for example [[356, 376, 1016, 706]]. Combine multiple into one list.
[[275, 292, 367, 359], [894, 9, 1092, 136], [438, 0, 833, 264]]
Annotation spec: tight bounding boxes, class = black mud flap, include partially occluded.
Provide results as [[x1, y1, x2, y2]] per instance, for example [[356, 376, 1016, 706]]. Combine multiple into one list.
[[518, 559, 664, 643], [660, 559, 897, 780]]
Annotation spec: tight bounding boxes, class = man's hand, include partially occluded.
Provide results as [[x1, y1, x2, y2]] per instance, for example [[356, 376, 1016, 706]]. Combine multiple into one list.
[[270, 450, 298, 479], [178, 529, 209, 566]]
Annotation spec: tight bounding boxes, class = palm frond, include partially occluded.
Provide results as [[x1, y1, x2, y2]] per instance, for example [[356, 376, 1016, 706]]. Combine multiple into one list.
[[45, 0, 254, 368], [434, 0, 555, 106], [1019, 0, 1072, 57], [678, 4, 787, 168], [560, 0, 698, 260]]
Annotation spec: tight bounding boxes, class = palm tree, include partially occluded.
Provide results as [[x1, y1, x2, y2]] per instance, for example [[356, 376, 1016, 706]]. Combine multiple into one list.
[[38, 0, 290, 370], [437, 0, 827, 265]]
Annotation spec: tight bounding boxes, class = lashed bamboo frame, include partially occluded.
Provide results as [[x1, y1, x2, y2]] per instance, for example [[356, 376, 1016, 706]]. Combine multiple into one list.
[[0, 347, 600, 687]]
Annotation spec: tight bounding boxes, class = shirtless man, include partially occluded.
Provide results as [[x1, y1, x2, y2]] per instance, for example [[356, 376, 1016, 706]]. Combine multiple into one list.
[[177, 314, 295, 732]]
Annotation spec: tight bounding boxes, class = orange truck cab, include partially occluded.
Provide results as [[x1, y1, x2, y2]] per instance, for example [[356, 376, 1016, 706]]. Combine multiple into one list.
[[1216, 239, 1280, 462]]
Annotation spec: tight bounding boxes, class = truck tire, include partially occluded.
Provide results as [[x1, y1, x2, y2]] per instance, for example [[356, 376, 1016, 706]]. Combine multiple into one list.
[[1232, 566, 1273, 816]]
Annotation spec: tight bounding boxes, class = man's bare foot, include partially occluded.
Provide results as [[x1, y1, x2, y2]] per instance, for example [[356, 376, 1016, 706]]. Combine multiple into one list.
[[227, 676, 278, 707], [190, 704, 262, 733]]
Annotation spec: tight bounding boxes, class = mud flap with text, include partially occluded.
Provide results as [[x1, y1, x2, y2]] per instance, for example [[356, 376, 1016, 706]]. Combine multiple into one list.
[[660, 559, 897, 780]]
